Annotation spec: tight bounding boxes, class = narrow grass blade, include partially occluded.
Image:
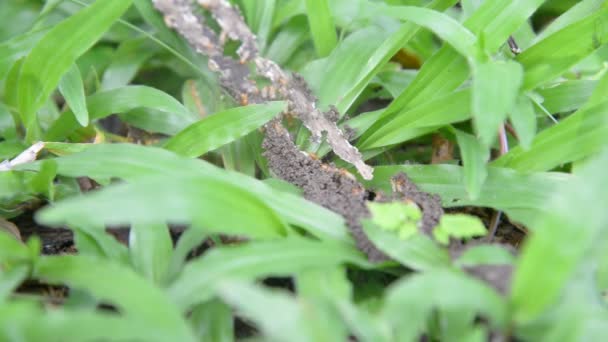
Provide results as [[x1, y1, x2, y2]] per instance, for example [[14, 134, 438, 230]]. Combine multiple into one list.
[[58, 64, 88, 126], [492, 100, 608, 172], [165, 101, 285, 157], [17, 0, 133, 142], [305, 0, 337, 57], [519, 7, 608, 90]]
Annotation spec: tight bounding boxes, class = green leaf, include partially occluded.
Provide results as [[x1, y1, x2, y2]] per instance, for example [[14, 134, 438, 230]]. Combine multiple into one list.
[[17, 0, 133, 142], [454, 129, 489, 200], [58, 64, 88, 126], [33, 255, 195, 341], [168, 237, 368, 311], [25, 143, 351, 243], [492, 100, 608, 172], [370, 4, 478, 60], [167, 226, 207, 281], [305, 0, 338, 57], [537, 80, 598, 114], [336, 0, 459, 113], [359, 89, 471, 149], [362, 221, 451, 271], [46, 86, 195, 140], [217, 280, 319, 342], [0, 28, 47, 80], [0, 229, 29, 263], [472, 60, 523, 146], [363, 164, 571, 227], [512, 149, 608, 322], [455, 244, 516, 267], [129, 223, 173, 285], [0, 265, 28, 303], [367, 201, 422, 240], [509, 94, 537, 149], [519, 7, 608, 90], [383, 270, 508, 341], [101, 37, 158, 90], [36, 173, 288, 239], [165, 101, 285, 157], [189, 300, 234, 342], [0, 301, 185, 342], [433, 214, 487, 245], [302, 27, 392, 110], [359, 0, 545, 144]]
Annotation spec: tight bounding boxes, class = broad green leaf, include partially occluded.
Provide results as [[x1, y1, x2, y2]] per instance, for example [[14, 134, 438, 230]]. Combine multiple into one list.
[[367, 201, 422, 240], [295, 268, 350, 341], [454, 129, 489, 200], [24, 143, 351, 243], [305, 0, 338, 57], [472, 60, 523, 146], [45, 86, 195, 140], [189, 300, 234, 342], [72, 227, 129, 263], [509, 94, 537, 150], [493, 100, 608, 172], [512, 149, 608, 322], [362, 221, 451, 271], [363, 164, 571, 227], [217, 280, 319, 342], [129, 223, 173, 285], [17, 0, 133, 142], [0, 229, 29, 263], [0, 265, 28, 303], [383, 270, 508, 341], [165, 101, 285, 157], [168, 237, 368, 311], [58, 64, 88, 126], [0, 302, 182, 342], [433, 214, 487, 245], [34, 255, 195, 341], [519, 7, 608, 90], [36, 173, 288, 239], [455, 245, 516, 266]]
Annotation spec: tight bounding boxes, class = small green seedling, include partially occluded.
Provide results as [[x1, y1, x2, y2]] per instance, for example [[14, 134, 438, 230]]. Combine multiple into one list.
[[433, 214, 487, 245], [367, 201, 422, 240]]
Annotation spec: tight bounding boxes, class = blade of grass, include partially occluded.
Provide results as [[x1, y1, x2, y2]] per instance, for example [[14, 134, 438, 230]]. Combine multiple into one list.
[[305, 0, 338, 57], [165, 101, 286, 157], [58, 64, 88, 126]]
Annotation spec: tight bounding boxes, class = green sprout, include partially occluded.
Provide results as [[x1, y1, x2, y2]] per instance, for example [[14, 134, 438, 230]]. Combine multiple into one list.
[[367, 201, 422, 240]]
